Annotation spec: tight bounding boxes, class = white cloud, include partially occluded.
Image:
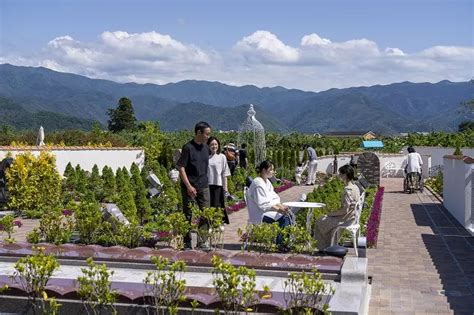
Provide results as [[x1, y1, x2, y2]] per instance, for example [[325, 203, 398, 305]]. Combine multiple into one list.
[[301, 34, 332, 46], [1, 30, 472, 91], [385, 47, 405, 56], [233, 31, 299, 63]]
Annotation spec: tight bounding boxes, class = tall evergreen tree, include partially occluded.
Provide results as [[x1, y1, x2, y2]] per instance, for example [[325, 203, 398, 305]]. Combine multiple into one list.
[[130, 163, 152, 224], [101, 166, 116, 202], [107, 97, 137, 132], [88, 164, 103, 201], [75, 164, 88, 196], [115, 168, 137, 221], [63, 162, 77, 193]]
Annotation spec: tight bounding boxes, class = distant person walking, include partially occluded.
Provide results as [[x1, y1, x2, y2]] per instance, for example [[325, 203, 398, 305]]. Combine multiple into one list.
[[239, 143, 248, 169], [404, 146, 423, 188], [207, 136, 231, 224], [305, 144, 318, 185], [224, 142, 237, 176], [177, 121, 212, 248]]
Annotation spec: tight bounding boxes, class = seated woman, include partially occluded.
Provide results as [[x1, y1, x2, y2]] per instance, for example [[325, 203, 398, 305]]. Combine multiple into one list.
[[313, 165, 360, 251], [247, 160, 292, 238]]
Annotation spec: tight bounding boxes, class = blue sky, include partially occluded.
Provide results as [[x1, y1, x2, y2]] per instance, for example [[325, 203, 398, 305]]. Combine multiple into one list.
[[1, 0, 473, 91]]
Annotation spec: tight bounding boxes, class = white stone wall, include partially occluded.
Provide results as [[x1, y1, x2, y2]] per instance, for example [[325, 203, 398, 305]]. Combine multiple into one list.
[[0, 148, 145, 175], [407, 147, 474, 167], [314, 152, 431, 178], [443, 156, 473, 235]]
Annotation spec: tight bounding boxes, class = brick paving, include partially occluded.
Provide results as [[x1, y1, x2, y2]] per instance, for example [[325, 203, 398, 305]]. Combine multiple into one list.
[[368, 178, 474, 315]]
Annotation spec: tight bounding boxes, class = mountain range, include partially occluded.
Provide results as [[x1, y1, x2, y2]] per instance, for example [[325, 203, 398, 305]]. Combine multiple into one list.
[[0, 63, 472, 133]]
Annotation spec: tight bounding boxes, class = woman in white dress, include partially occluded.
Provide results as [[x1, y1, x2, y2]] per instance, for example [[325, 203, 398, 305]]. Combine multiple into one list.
[[247, 160, 291, 244], [207, 136, 231, 224]]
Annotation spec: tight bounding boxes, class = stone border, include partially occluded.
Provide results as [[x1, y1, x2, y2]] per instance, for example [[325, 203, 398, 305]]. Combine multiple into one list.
[[0, 242, 342, 274], [424, 184, 443, 204]]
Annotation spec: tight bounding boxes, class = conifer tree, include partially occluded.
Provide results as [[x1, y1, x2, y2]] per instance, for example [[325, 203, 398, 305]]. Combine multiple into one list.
[[107, 97, 137, 132], [101, 166, 116, 203], [62, 162, 77, 197], [130, 164, 152, 224], [75, 164, 88, 196], [88, 164, 103, 201], [115, 168, 137, 221], [63, 162, 75, 178]]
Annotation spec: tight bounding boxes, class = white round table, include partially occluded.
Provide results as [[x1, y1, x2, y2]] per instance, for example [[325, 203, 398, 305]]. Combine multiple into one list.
[[282, 201, 326, 231]]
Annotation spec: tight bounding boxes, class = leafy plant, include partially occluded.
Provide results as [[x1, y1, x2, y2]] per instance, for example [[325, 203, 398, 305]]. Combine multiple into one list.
[[77, 257, 117, 315], [0, 214, 22, 243], [6, 152, 62, 218], [283, 269, 333, 314], [30, 208, 74, 245], [211, 255, 266, 314], [75, 201, 103, 244], [239, 222, 279, 252], [147, 212, 191, 249], [192, 206, 224, 249], [281, 225, 316, 254], [143, 256, 187, 315], [12, 247, 61, 314], [425, 171, 443, 196]]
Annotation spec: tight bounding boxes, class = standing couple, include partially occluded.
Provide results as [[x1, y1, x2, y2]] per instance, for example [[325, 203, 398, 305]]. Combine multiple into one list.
[[176, 121, 231, 248]]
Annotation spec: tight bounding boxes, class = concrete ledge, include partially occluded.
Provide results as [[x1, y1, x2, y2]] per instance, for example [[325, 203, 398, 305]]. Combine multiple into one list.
[[329, 257, 369, 315]]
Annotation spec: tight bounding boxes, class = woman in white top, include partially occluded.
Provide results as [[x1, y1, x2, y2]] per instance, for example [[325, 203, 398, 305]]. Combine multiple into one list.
[[247, 160, 291, 244], [207, 136, 231, 224]]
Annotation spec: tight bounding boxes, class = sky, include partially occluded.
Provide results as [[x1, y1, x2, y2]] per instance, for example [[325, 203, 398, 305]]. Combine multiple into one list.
[[1, 0, 473, 91]]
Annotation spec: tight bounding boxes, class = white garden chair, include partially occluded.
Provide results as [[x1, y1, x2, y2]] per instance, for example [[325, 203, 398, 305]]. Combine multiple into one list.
[[330, 192, 365, 257]]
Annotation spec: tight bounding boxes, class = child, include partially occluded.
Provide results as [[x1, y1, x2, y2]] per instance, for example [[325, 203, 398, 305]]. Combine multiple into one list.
[[295, 161, 308, 185]]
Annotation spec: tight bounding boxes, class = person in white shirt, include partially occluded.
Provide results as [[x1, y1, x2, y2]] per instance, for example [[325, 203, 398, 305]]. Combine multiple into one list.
[[405, 146, 423, 189], [207, 136, 231, 224], [305, 144, 318, 185], [295, 161, 308, 185], [247, 160, 291, 244]]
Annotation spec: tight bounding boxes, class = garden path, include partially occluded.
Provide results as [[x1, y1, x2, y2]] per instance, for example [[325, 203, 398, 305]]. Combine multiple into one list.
[[368, 178, 474, 315]]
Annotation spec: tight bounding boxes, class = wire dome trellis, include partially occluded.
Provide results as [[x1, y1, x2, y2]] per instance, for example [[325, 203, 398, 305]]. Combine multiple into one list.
[[238, 104, 266, 166]]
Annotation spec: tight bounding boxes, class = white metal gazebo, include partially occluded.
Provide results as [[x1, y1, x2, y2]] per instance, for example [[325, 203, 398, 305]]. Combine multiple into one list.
[[238, 104, 266, 166]]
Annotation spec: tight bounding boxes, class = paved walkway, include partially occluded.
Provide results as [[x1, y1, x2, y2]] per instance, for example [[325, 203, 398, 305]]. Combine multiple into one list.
[[368, 178, 474, 315]]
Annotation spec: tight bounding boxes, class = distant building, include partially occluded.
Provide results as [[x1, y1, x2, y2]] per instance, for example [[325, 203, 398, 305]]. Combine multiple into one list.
[[324, 130, 377, 140]]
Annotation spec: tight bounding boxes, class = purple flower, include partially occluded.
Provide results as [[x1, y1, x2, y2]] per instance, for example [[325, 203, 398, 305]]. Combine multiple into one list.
[[154, 231, 171, 239], [366, 187, 385, 248], [13, 220, 23, 228], [0, 224, 4, 231], [62, 209, 73, 216]]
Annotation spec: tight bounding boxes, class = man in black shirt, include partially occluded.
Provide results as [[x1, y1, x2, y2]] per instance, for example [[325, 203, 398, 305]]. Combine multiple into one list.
[[177, 121, 212, 248], [239, 143, 248, 169]]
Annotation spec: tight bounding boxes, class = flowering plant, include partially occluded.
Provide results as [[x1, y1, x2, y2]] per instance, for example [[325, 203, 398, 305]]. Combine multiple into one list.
[[225, 201, 246, 213], [62, 209, 74, 216], [366, 187, 385, 248], [274, 180, 295, 193], [0, 215, 22, 243]]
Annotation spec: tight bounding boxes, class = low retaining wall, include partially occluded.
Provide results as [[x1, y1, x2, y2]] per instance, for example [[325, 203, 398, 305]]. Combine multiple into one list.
[[0, 146, 145, 174]]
